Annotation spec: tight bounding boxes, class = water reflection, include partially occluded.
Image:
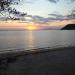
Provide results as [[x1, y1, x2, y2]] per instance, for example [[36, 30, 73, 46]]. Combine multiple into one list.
[[27, 31, 34, 49]]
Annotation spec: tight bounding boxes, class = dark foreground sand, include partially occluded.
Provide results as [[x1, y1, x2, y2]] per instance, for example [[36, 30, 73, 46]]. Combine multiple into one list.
[[0, 46, 75, 75]]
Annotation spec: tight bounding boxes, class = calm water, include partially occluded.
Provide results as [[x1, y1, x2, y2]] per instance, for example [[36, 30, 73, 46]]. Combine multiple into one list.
[[0, 30, 75, 51]]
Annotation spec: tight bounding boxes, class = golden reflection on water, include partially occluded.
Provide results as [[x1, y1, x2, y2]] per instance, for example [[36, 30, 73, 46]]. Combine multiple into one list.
[[27, 31, 35, 49]]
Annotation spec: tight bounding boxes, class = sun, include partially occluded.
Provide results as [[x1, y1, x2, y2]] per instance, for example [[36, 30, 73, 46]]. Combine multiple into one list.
[[26, 25, 38, 30]]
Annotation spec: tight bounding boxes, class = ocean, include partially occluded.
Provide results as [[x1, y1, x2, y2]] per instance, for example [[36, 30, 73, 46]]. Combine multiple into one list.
[[0, 30, 75, 51]]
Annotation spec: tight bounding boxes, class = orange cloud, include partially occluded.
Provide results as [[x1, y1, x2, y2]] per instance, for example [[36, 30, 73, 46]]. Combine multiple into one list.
[[0, 19, 75, 30], [47, 19, 75, 28], [0, 21, 48, 30]]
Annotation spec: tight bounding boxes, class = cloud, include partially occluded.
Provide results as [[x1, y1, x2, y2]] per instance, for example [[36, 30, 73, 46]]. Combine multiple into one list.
[[70, 0, 75, 3], [49, 13, 65, 18], [66, 9, 75, 19], [48, 0, 75, 4], [48, 9, 75, 20], [24, 15, 66, 23], [24, 0, 37, 4], [48, 12, 67, 20], [48, 0, 59, 3]]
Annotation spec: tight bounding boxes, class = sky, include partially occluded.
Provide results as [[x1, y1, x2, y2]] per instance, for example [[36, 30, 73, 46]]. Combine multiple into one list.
[[11, 0, 75, 17], [0, 0, 75, 29]]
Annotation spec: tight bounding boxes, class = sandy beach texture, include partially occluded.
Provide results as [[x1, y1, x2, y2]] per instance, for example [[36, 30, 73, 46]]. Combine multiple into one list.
[[0, 46, 75, 75]]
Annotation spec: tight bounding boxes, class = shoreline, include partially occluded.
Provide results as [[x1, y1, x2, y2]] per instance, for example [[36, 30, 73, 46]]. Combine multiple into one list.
[[0, 46, 75, 59]]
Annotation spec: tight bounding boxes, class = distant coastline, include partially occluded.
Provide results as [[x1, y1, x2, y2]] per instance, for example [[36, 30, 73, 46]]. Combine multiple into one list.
[[61, 24, 75, 30]]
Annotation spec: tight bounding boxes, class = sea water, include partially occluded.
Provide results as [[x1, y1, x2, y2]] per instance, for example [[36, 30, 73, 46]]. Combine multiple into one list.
[[0, 30, 75, 51]]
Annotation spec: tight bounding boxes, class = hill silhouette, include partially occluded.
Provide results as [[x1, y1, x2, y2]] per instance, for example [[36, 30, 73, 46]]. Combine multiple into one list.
[[61, 24, 75, 30]]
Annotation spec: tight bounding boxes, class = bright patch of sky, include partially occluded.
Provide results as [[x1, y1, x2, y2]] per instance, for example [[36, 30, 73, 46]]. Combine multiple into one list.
[[10, 0, 75, 18]]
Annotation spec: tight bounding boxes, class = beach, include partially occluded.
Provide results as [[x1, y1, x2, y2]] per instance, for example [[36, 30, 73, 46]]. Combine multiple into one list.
[[0, 46, 75, 75]]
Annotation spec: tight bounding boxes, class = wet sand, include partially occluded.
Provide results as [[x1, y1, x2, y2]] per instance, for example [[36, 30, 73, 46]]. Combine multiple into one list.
[[0, 46, 75, 75]]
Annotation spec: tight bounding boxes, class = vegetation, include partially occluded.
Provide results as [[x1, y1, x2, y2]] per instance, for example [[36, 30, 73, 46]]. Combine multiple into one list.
[[0, 0, 26, 20]]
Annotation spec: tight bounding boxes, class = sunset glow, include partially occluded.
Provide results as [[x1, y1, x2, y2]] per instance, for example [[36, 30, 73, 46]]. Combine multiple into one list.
[[26, 25, 38, 30], [0, 19, 75, 30]]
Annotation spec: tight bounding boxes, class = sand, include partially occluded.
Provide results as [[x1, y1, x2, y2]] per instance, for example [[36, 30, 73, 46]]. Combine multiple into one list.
[[0, 46, 75, 75]]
